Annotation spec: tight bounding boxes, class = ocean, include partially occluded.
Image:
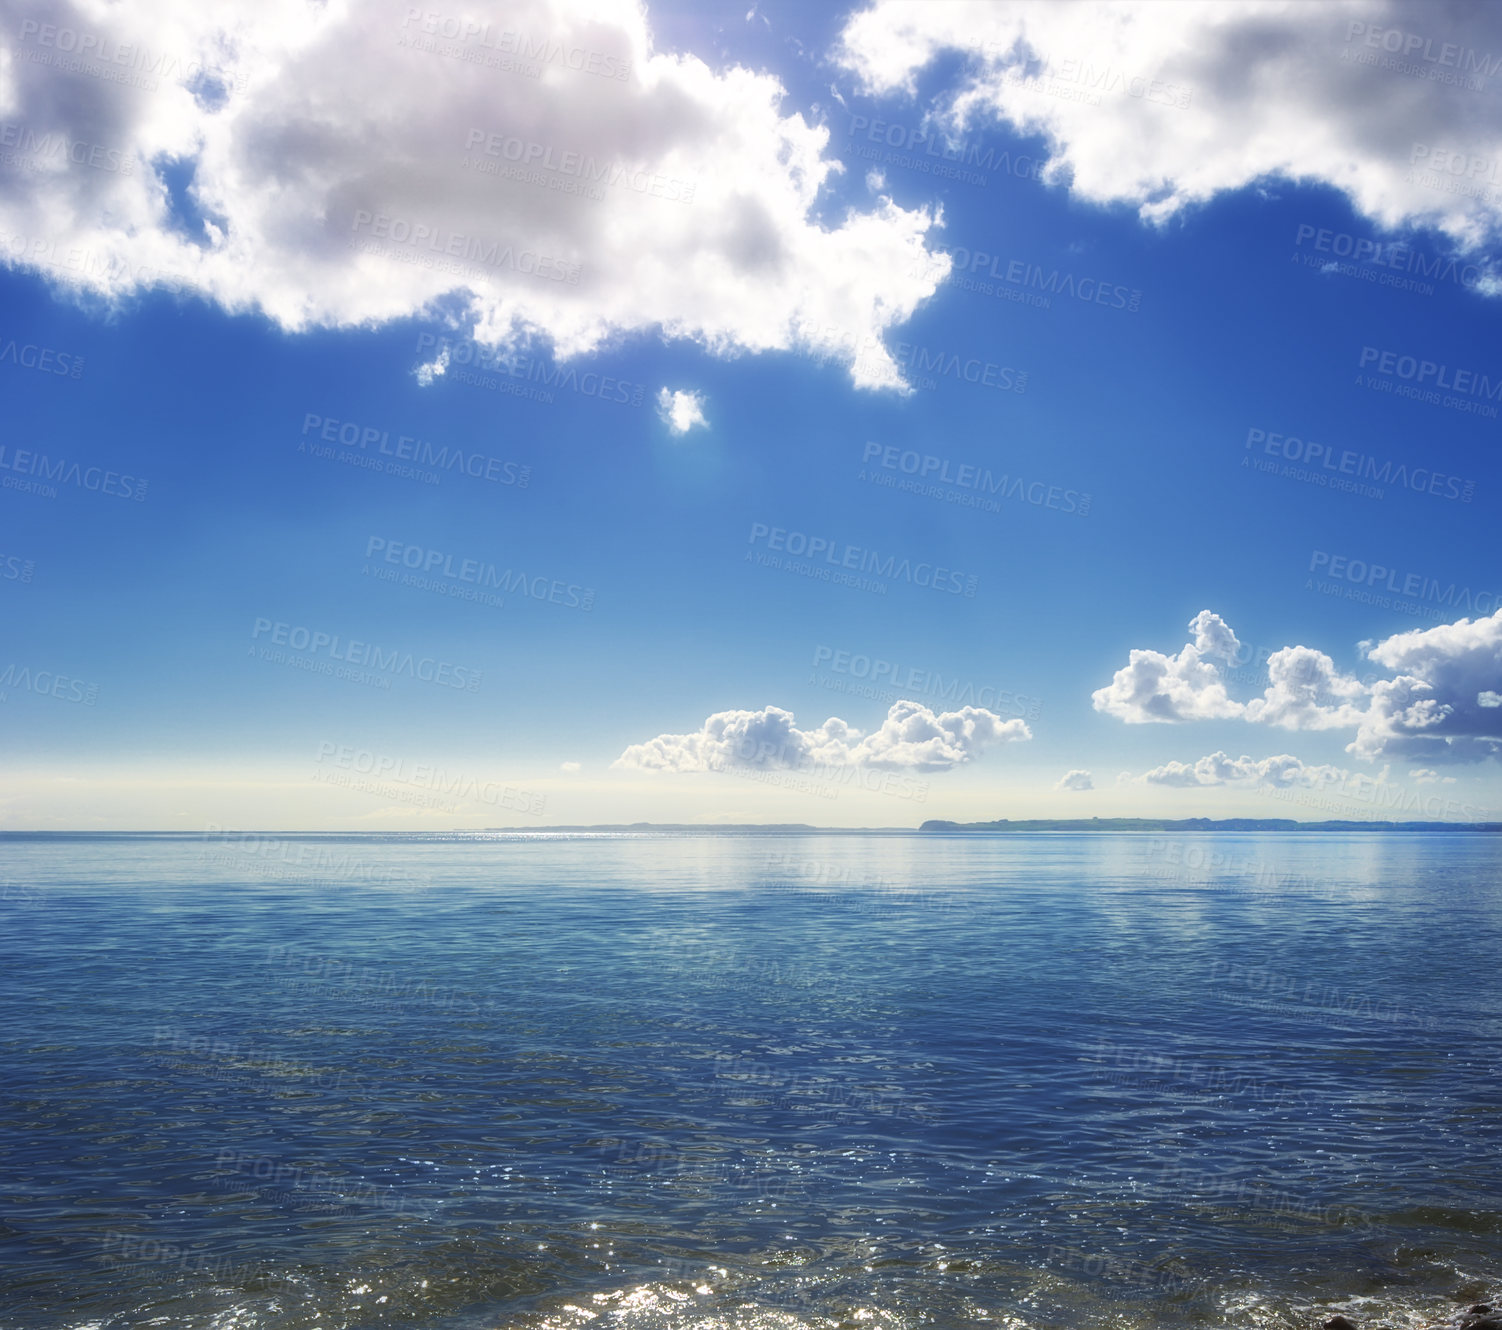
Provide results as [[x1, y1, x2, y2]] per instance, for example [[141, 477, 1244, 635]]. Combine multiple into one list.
[[1, 830, 1498, 1330]]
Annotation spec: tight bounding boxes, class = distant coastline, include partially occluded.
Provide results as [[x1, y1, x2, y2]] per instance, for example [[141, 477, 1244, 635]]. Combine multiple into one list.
[[481, 818, 1502, 834], [5, 820, 1500, 837], [917, 817, 1502, 832]]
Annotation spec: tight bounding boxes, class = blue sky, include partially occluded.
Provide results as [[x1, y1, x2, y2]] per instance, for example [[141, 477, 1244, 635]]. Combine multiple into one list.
[[2, 0, 1501, 827]]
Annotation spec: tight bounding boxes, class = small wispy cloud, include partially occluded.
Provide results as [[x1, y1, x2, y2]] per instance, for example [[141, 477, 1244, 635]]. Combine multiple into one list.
[[414, 346, 450, 387], [656, 387, 709, 436]]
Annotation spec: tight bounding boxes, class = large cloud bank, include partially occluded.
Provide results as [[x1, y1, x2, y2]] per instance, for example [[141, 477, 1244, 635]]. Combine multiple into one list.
[[837, 0, 1502, 256], [0, 0, 950, 385]]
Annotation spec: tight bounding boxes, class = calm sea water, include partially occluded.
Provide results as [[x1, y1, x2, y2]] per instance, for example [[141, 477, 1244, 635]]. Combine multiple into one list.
[[1, 830, 1499, 1330]]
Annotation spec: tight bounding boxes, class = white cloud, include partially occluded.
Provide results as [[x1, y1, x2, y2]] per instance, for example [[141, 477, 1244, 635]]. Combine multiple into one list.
[[656, 387, 709, 434], [0, 0, 950, 388], [615, 704, 862, 773], [1243, 646, 1367, 730], [1104, 608, 1502, 768], [1408, 768, 1455, 785], [560, 761, 582, 773], [1137, 751, 1347, 789], [1187, 609, 1242, 664], [1091, 610, 1245, 723], [414, 345, 450, 387], [614, 700, 1030, 772], [1095, 612, 1380, 731], [852, 699, 1031, 769], [1351, 610, 1502, 763], [1055, 769, 1093, 791], [836, 0, 1502, 255]]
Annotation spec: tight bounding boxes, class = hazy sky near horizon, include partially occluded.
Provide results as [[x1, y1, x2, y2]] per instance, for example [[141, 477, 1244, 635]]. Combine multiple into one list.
[[3, 0, 1501, 829]]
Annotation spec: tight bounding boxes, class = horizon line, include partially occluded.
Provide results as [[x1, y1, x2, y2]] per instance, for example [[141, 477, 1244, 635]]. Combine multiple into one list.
[[4, 817, 1502, 836]]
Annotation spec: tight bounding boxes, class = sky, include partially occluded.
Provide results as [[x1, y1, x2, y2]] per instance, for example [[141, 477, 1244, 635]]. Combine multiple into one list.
[[2, 0, 1501, 829]]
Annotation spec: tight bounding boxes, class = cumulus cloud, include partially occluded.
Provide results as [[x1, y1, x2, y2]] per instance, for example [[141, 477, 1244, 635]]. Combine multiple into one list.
[[852, 700, 1031, 768], [0, 0, 950, 388], [615, 705, 855, 773], [1137, 751, 1347, 789], [1187, 609, 1242, 664], [560, 761, 582, 773], [836, 0, 1502, 255], [1350, 610, 1502, 763], [656, 387, 708, 434], [1096, 611, 1379, 731], [1243, 646, 1368, 730], [1055, 769, 1093, 791], [1103, 608, 1502, 767], [1091, 610, 1245, 723], [614, 701, 1030, 772]]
